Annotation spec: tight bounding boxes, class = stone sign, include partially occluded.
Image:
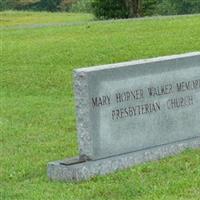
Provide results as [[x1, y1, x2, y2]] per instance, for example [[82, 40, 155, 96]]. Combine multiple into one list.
[[48, 52, 200, 181]]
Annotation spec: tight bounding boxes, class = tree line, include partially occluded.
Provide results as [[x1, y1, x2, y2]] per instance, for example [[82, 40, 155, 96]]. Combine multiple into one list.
[[92, 0, 200, 19], [1, 0, 200, 19], [0, 0, 76, 11]]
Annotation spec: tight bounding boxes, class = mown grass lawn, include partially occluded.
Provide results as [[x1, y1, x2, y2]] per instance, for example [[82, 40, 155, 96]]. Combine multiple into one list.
[[1, 12, 200, 199], [0, 11, 93, 27]]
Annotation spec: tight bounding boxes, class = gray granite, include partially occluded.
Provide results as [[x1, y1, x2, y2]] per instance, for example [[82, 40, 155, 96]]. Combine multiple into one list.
[[48, 137, 200, 182], [74, 71, 93, 160], [74, 52, 200, 160], [48, 52, 200, 181]]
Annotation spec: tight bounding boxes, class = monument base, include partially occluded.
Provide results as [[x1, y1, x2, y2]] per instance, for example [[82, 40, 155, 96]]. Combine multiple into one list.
[[48, 137, 200, 182]]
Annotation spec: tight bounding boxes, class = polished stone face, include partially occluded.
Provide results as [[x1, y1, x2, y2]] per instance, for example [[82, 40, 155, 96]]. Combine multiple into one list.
[[74, 53, 200, 160]]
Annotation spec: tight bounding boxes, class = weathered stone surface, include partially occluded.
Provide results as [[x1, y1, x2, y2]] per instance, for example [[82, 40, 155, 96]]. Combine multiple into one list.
[[74, 52, 200, 160], [48, 52, 200, 182], [48, 137, 200, 181]]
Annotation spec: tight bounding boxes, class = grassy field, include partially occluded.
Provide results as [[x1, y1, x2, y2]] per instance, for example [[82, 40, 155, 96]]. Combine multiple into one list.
[[0, 11, 93, 27], [1, 11, 200, 199]]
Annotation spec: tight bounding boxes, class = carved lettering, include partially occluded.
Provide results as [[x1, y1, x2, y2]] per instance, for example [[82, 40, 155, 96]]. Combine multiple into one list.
[[92, 96, 110, 108], [148, 84, 173, 97], [167, 95, 193, 110], [115, 89, 144, 103], [112, 102, 161, 120], [91, 79, 197, 120], [176, 79, 200, 92]]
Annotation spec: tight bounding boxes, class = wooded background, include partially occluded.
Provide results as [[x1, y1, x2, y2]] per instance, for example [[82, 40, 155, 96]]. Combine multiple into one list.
[[1, 0, 200, 19]]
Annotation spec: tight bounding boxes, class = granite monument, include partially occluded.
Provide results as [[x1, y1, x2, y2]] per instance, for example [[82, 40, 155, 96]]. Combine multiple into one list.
[[48, 52, 200, 181]]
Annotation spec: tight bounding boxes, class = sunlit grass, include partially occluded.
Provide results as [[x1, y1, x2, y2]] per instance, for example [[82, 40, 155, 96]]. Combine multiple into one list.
[[1, 12, 200, 199], [0, 10, 93, 27]]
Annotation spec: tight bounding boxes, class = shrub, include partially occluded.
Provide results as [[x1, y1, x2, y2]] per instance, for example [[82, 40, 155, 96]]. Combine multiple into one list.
[[172, 0, 200, 15], [92, 0, 129, 19], [92, 0, 200, 19], [142, 0, 158, 16], [37, 0, 62, 11], [69, 0, 93, 12]]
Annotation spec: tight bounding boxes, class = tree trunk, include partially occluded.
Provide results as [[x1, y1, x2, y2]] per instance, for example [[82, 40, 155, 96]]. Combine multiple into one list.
[[125, 0, 142, 18]]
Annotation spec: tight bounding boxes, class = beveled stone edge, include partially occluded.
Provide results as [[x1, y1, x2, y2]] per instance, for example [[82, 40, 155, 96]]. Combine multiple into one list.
[[74, 52, 200, 73], [73, 52, 200, 161], [73, 71, 94, 160], [47, 137, 200, 182]]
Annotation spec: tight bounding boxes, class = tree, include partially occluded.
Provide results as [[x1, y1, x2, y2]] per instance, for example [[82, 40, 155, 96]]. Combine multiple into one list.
[[92, 0, 129, 19], [155, 0, 200, 16], [124, 0, 143, 17], [124, 0, 161, 17], [171, 0, 200, 15], [58, 0, 77, 11], [92, 0, 144, 19], [38, 0, 62, 11]]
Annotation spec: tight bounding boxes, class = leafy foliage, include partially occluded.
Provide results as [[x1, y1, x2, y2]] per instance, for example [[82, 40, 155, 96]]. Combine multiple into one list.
[[0, 0, 75, 11], [156, 0, 200, 15], [170, 0, 200, 15], [69, 0, 93, 12], [38, 0, 62, 11], [91, 0, 200, 19], [0, 0, 200, 16], [0, 0, 38, 10], [142, 0, 157, 16], [92, 0, 129, 19]]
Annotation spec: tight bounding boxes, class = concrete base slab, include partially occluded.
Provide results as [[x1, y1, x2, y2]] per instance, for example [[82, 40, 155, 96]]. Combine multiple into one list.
[[48, 137, 200, 182]]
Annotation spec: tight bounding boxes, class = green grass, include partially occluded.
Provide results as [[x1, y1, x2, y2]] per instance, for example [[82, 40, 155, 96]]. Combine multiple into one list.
[[1, 12, 200, 199], [0, 11, 93, 27]]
